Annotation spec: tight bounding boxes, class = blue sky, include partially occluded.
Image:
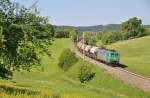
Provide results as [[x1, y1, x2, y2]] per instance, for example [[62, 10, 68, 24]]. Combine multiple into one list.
[[14, 0, 150, 26]]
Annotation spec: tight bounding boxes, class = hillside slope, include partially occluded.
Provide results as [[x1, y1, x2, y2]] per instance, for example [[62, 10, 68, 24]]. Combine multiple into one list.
[[0, 39, 150, 98], [108, 35, 150, 77], [54, 24, 120, 32], [54, 24, 150, 33]]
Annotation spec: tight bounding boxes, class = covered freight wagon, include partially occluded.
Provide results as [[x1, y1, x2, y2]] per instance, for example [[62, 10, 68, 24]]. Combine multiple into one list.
[[77, 42, 83, 52], [85, 45, 92, 56], [89, 46, 100, 59]]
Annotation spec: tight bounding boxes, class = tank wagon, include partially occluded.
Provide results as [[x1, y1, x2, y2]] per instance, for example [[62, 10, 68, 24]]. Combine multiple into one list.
[[77, 42, 120, 65]]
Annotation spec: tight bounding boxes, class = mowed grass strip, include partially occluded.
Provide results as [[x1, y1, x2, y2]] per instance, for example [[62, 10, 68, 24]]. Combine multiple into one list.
[[0, 38, 149, 98], [108, 35, 150, 77]]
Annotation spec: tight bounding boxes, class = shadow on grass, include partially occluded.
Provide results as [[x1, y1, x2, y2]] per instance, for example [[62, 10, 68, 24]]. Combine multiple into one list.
[[116, 63, 128, 68], [0, 66, 12, 79], [15, 84, 32, 88], [0, 85, 39, 95]]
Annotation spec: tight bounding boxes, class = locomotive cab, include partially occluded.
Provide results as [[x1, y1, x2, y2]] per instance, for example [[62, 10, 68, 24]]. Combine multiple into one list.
[[107, 51, 120, 65]]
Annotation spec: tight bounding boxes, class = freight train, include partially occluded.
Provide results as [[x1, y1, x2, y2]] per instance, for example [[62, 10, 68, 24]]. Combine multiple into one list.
[[77, 41, 120, 66]]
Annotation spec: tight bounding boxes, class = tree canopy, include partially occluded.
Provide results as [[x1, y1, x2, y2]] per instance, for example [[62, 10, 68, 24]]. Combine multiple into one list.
[[0, 0, 54, 78], [69, 29, 78, 42], [121, 17, 144, 38], [55, 28, 78, 40], [95, 17, 150, 45], [83, 32, 93, 40]]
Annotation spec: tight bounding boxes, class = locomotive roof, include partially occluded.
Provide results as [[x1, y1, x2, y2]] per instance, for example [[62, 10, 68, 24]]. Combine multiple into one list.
[[102, 48, 116, 52]]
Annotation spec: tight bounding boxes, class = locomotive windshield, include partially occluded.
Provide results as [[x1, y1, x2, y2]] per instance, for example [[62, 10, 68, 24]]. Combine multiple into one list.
[[111, 52, 119, 56]]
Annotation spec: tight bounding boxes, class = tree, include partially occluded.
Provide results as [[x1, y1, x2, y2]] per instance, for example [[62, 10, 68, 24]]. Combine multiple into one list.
[[0, 0, 54, 77], [121, 17, 143, 38], [95, 17, 147, 45], [82, 32, 94, 45], [69, 29, 78, 42], [88, 38, 97, 46], [33, 23, 54, 39], [101, 33, 114, 44], [96, 32, 103, 40], [83, 32, 93, 40], [55, 29, 70, 38], [101, 32, 121, 45]]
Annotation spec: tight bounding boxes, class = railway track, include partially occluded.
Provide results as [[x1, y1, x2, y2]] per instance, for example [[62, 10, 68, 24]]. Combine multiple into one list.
[[75, 49, 150, 92], [115, 67, 150, 82]]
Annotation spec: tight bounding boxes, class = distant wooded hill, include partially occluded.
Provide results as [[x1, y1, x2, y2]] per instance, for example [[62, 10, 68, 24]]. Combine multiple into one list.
[[54, 24, 150, 33]]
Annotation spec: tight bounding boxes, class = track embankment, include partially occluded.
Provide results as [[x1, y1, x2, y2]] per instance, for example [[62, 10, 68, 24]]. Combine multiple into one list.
[[75, 49, 150, 93]]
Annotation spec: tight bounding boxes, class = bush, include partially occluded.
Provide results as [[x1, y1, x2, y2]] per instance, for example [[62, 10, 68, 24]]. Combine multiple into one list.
[[58, 49, 78, 71], [100, 31, 129, 45], [144, 28, 150, 36], [96, 32, 103, 40], [55, 29, 70, 38], [78, 64, 95, 83], [101, 33, 116, 45], [87, 38, 97, 46]]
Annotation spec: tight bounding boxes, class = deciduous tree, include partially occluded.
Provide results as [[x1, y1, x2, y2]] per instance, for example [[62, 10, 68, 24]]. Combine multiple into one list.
[[0, 0, 54, 77]]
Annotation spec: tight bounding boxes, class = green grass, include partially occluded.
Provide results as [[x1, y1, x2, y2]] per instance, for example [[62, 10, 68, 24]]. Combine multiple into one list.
[[66, 60, 150, 98], [107, 35, 150, 77], [0, 38, 150, 98]]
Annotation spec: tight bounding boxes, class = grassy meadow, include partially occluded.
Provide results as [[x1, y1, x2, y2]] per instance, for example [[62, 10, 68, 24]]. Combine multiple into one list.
[[0, 38, 150, 98], [108, 35, 150, 77]]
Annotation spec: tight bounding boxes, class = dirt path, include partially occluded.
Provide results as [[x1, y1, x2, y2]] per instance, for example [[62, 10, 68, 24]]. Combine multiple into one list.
[[75, 49, 150, 93]]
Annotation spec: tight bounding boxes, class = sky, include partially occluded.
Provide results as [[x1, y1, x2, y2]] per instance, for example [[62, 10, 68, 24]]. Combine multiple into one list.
[[14, 0, 150, 26]]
